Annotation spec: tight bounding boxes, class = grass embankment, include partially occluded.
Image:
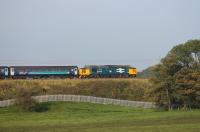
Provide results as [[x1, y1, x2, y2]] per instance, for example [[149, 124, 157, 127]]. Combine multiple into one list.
[[0, 102, 200, 132], [0, 78, 151, 101]]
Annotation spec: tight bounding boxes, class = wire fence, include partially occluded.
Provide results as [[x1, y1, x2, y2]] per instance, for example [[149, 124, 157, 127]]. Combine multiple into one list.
[[0, 95, 156, 108]]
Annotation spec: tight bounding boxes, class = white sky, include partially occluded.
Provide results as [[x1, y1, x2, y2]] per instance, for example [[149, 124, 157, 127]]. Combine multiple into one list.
[[0, 0, 200, 71]]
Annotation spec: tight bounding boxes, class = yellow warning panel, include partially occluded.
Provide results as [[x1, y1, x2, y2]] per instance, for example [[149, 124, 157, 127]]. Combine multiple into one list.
[[128, 68, 137, 76], [79, 68, 90, 77]]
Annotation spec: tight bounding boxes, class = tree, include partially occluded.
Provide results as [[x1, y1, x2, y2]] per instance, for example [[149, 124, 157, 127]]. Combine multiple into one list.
[[175, 64, 200, 109], [151, 40, 200, 110], [138, 66, 156, 79]]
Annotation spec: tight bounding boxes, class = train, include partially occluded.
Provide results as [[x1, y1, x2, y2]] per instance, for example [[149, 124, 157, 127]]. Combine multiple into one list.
[[0, 65, 137, 79]]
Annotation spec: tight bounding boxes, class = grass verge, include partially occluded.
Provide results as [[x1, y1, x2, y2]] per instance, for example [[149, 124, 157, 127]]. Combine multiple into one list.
[[0, 78, 151, 101], [0, 102, 200, 132]]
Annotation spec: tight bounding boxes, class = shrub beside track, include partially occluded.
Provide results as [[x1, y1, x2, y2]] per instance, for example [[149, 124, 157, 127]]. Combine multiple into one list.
[[0, 79, 151, 101]]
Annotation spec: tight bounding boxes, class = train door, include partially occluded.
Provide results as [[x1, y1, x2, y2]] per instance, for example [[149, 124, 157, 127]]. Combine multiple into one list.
[[74, 68, 78, 75], [4, 67, 8, 76], [10, 67, 15, 76]]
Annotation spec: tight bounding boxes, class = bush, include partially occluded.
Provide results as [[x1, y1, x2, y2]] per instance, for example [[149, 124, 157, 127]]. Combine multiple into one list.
[[15, 96, 38, 112], [34, 103, 49, 112], [15, 88, 49, 112]]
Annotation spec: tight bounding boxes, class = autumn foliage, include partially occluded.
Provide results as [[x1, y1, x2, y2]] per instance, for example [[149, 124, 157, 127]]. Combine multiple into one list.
[[151, 40, 200, 110]]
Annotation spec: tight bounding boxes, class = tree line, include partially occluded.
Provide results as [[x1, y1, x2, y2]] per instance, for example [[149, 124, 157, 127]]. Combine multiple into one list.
[[150, 40, 200, 110]]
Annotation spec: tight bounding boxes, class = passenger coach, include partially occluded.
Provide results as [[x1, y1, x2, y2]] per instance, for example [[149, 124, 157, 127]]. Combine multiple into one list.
[[7, 66, 78, 79], [0, 66, 9, 79]]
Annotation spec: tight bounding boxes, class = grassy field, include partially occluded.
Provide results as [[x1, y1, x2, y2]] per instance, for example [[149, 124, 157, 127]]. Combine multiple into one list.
[[0, 78, 151, 101], [0, 102, 200, 132]]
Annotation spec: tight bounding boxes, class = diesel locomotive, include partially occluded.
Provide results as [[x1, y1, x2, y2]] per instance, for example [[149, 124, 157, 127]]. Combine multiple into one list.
[[0, 65, 137, 79], [79, 65, 137, 78]]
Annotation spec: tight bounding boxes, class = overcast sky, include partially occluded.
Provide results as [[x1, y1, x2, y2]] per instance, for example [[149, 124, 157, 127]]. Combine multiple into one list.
[[0, 0, 200, 71]]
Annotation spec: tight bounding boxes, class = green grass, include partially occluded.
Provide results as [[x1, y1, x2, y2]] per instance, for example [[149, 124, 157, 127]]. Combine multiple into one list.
[[0, 102, 200, 132]]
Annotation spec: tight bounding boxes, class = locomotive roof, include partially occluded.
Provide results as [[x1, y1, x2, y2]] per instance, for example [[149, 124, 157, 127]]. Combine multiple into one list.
[[85, 65, 136, 68]]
